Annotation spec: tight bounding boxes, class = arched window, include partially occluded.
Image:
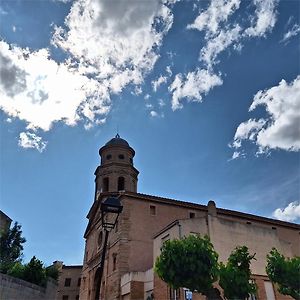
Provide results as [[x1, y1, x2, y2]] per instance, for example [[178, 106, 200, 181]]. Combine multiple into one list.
[[103, 177, 109, 192], [118, 177, 125, 191]]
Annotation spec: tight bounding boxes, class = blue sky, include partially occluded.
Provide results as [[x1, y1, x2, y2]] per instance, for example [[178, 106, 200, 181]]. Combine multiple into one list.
[[0, 0, 299, 266]]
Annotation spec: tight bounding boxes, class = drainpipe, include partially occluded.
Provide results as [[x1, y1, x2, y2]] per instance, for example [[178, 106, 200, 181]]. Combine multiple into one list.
[[178, 222, 182, 239]]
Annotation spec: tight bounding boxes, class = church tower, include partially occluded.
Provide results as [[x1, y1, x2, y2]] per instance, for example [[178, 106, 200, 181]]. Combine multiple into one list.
[[94, 134, 139, 197]]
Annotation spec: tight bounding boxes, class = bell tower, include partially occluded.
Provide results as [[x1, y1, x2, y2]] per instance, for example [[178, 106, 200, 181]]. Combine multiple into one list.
[[94, 134, 139, 199]]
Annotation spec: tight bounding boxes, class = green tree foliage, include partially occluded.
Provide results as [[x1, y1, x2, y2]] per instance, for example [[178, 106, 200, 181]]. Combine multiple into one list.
[[219, 246, 257, 300], [155, 235, 219, 296], [0, 222, 26, 273], [23, 256, 47, 287], [266, 248, 300, 300], [7, 261, 25, 279], [45, 265, 59, 281]]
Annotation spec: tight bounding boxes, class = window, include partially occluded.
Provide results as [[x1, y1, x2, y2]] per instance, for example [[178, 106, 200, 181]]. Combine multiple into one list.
[[189, 212, 195, 218], [106, 154, 112, 160], [150, 205, 156, 216], [75, 296, 79, 300], [129, 157, 133, 164], [62, 296, 69, 300], [113, 254, 117, 271], [77, 277, 81, 287], [118, 154, 124, 159], [247, 221, 252, 225], [103, 177, 109, 192], [118, 177, 125, 191], [64, 278, 71, 287]]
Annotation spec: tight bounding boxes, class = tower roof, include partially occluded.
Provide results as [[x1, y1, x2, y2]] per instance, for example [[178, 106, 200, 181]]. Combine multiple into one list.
[[99, 134, 135, 156], [105, 134, 130, 147]]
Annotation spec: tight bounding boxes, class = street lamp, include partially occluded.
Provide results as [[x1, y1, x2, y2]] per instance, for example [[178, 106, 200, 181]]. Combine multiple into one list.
[[94, 196, 123, 300]]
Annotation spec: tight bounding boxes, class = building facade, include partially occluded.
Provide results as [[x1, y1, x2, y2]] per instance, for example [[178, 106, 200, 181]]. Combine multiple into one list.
[[80, 135, 300, 300], [54, 261, 82, 300], [0, 210, 12, 234]]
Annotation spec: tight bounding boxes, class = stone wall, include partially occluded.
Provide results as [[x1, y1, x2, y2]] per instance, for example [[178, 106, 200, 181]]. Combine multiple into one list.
[[0, 273, 57, 300]]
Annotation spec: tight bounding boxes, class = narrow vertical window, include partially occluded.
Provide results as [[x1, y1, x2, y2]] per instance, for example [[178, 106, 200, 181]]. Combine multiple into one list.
[[150, 205, 156, 216], [64, 278, 71, 287], [113, 254, 117, 271], [118, 177, 125, 191], [103, 177, 109, 192]]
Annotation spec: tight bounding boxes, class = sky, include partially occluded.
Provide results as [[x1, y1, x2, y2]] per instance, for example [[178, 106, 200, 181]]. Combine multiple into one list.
[[0, 0, 299, 266]]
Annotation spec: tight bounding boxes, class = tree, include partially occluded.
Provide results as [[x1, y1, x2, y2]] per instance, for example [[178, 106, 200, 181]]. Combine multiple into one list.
[[219, 246, 257, 300], [0, 222, 26, 273], [23, 256, 47, 287], [266, 248, 300, 300], [155, 235, 219, 297], [45, 264, 59, 281]]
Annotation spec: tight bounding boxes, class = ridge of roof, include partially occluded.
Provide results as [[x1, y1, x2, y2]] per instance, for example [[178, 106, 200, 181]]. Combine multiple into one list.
[[121, 192, 300, 229]]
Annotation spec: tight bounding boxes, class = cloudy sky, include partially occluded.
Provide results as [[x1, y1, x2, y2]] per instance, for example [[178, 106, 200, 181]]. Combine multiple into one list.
[[0, 0, 299, 265]]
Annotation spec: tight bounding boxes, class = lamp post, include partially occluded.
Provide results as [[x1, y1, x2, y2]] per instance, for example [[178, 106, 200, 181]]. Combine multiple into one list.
[[94, 196, 123, 300]]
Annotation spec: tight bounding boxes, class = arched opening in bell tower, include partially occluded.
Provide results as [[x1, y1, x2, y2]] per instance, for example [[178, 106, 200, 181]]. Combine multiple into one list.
[[117, 177, 125, 191], [103, 177, 109, 192]]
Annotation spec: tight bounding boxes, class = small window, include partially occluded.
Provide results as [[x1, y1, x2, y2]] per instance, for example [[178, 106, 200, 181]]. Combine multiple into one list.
[[103, 177, 109, 192], [62, 296, 69, 300], [150, 205, 156, 216], [113, 254, 117, 271], [247, 221, 252, 225], [77, 278, 81, 287], [64, 278, 71, 287], [130, 158, 133, 164], [118, 154, 124, 159], [106, 154, 112, 160], [189, 212, 195, 218], [272, 226, 276, 230], [118, 177, 125, 191], [75, 296, 79, 300]]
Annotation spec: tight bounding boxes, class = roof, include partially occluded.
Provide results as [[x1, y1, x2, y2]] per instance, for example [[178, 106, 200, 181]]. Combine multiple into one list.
[[99, 134, 135, 156], [62, 265, 83, 269], [105, 134, 129, 147], [84, 191, 300, 238]]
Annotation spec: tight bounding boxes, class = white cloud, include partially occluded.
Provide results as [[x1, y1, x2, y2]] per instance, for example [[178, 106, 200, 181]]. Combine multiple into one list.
[[231, 76, 300, 154], [166, 65, 172, 76], [0, 41, 110, 131], [245, 0, 278, 37], [187, 0, 240, 36], [169, 68, 223, 110], [200, 25, 241, 67], [273, 201, 300, 222], [52, 0, 173, 94], [152, 75, 168, 92], [231, 119, 266, 149], [18, 132, 47, 152], [172, 0, 278, 109], [0, 0, 176, 149], [150, 110, 158, 117], [281, 23, 300, 43]]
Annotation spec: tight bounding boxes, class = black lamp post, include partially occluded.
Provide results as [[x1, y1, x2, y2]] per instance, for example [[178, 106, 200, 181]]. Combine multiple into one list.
[[94, 196, 123, 300]]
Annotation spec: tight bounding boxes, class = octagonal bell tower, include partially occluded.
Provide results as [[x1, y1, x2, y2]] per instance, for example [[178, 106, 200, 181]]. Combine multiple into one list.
[[94, 134, 139, 199]]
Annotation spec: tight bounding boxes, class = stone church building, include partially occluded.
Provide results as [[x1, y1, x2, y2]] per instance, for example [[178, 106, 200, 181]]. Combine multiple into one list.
[[79, 135, 299, 300]]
